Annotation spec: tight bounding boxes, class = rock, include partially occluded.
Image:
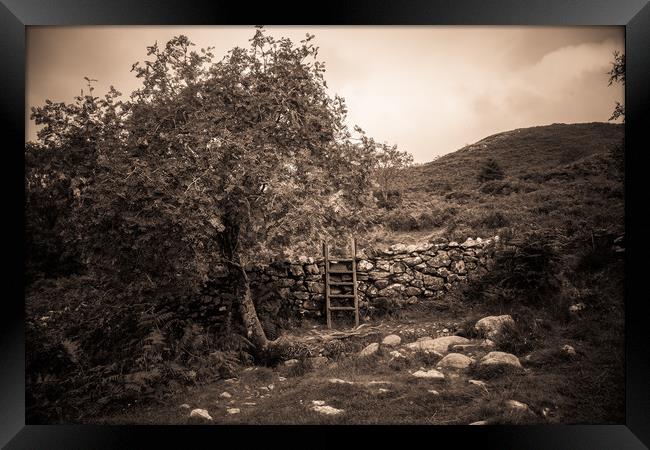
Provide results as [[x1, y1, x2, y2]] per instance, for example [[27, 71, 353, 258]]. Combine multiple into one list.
[[451, 260, 467, 274], [284, 359, 299, 367], [357, 260, 374, 271], [309, 356, 329, 368], [304, 264, 320, 274], [505, 399, 529, 412], [569, 303, 586, 313], [468, 379, 488, 390], [428, 251, 451, 268], [461, 237, 479, 248], [382, 334, 402, 347], [389, 350, 406, 359], [219, 391, 232, 399], [562, 344, 576, 356], [189, 408, 213, 423], [412, 369, 445, 380], [403, 256, 423, 266], [421, 274, 445, 290], [227, 408, 241, 415], [179, 403, 191, 410], [404, 286, 422, 296], [406, 336, 470, 354], [329, 378, 354, 385], [474, 315, 515, 339], [428, 389, 440, 395], [390, 262, 407, 274], [481, 339, 496, 348], [436, 353, 473, 370], [311, 402, 344, 415], [470, 420, 488, 425], [289, 264, 304, 277], [278, 376, 287, 382], [359, 342, 380, 357], [377, 388, 390, 394], [479, 351, 522, 369], [390, 244, 408, 254]]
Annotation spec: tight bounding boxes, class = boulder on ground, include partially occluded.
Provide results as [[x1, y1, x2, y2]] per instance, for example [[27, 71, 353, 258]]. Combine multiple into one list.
[[188, 408, 213, 423], [359, 342, 380, 357], [474, 315, 515, 339], [382, 334, 402, 347], [406, 335, 470, 354], [411, 368, 445, 380], [479, 351, 522, 368], [436, 353, 473, 370], [309, 356, 329, 368]]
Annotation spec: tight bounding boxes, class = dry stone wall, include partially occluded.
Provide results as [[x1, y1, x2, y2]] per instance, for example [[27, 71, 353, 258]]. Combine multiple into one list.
[[244, 236, 500, 319]]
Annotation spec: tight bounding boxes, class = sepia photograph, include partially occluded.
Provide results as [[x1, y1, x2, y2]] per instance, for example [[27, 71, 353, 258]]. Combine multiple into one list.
[[25, 24, 626, 426]]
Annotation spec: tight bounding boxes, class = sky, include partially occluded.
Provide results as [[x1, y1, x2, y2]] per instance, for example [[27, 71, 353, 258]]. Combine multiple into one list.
[[26, 26, 624, 163]]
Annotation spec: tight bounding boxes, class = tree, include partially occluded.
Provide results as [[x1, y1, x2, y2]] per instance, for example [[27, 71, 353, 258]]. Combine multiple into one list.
[[477, 158, 505, 182], [372, 142, 413, 209], [607, 51, 625, 121], [28, 29, 386, 355]]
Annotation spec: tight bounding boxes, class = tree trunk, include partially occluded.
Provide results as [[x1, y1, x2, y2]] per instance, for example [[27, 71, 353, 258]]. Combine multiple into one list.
[[228, 255, 271, 352]]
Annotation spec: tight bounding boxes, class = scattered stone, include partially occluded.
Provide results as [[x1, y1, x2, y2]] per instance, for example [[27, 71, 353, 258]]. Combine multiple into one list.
[[243, 402, 257, 406], [189, 408, 213, 423], [227, 408, 241, 415], [442, 328, 449, 333], [474, 315, 515, 339], [481, 339, 496, 348], [309, 356, 329, 368], [428, 389, 440, 395], [406, 336, 470, 354], [268, 384, 275, 390], [377, 388, 390, 394], [359, 342, 380, 357], [389, 350, 406, 359], [468, 379, 487, 388], [329, 378, 354, 385], [284, 359, 299, 367], [382, 334, 402, 347], [219, 391, 232, 399], [366, 380, 392, 386], [479, 351, 522, 369], [312, 404, 344, 415], [505, 400, 529, 412], [412, 369, 445, 380], [569, 303, 586, 313], [437, 353, 473, 370], [469, 420, 488, 425], [278, 377, 287, 382], [562, 344, 576, 356], [179, 403, 191, 410]]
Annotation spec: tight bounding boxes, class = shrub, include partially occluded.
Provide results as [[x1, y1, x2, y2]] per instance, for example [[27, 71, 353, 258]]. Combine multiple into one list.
[[463, 231, 562, 309], [477, 159, 505, 182], [476, 211, 511, 229]]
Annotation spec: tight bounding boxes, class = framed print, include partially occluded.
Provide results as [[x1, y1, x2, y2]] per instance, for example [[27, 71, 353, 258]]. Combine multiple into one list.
[[3, 0, 650, 448]]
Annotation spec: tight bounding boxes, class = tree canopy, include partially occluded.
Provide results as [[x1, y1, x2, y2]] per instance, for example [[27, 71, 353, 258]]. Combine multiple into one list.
[[26, 27, 405, 350]]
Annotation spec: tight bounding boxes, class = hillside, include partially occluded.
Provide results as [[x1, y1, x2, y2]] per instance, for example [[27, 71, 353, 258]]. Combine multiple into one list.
[[367, 122, 624, 246]]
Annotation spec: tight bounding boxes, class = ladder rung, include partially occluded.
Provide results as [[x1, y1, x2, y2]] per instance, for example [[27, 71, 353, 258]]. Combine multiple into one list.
[[329, 282, 354, 286], [330, 294, 356, 298], [329, 306, 356, 311], [329, 270, 353, 274]]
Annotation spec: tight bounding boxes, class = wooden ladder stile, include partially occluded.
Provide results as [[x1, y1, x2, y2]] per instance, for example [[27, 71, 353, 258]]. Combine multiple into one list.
[[323, 238, 359, 329]]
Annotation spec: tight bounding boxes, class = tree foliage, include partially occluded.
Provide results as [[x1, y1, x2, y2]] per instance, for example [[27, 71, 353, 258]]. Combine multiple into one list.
[[607, 51, 625, 122], [26, 28, 401, 351]]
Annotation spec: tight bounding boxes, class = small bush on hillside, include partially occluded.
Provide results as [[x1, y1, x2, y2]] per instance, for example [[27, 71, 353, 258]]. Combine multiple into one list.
[[477, 159, 505, 182], [475, 211, 511, 229], [463, 231, 562, 310], [479, 179, 520, 196], [373, 189, 402, 210]]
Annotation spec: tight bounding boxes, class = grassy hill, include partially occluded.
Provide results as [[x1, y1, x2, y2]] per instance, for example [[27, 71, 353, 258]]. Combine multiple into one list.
[[366, 122, 624, 246]]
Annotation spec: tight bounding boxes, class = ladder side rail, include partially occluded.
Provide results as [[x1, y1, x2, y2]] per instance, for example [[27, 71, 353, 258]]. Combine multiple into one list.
[[323, 241, 332, 329], [352, 237, 359, 327]]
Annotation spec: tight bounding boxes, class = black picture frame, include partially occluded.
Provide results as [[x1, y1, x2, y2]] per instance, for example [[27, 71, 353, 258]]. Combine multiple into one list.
[[2, 1, 649, 448]]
